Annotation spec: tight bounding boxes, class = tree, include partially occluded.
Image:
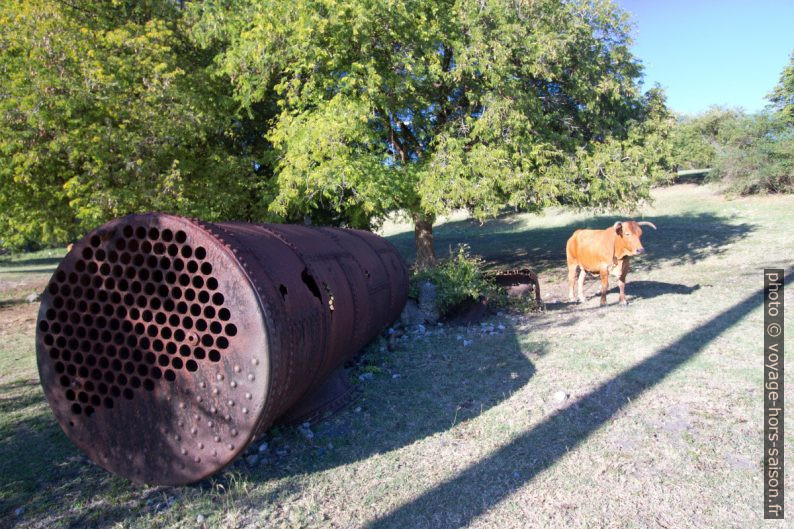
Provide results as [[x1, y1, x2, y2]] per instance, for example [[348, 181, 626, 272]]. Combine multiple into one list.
[[669, 107, 744, 170], [0, 0, 273, 249], [768, 51, 794, 125], [193, 0, 672, 267]]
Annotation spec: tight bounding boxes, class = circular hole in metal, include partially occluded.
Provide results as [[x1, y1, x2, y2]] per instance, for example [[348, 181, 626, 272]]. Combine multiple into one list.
[[82, 247, 93, 259], [195, 247, 207, 260], [151, 367, 162, 379], [172, 357, 183, 369], [123, 388, 134, 400], [187, 260, 198, 273], [186, 360, 198, 372], [184, 289, 196, 302], [212, 293, 224, 306], [195, 319, 207, 332], [179, 344, 191, 357], [225, 324, 237, 336], [216, 337, 229, 349], [193, 347, 205, 360], [201, 335, 214, 347], [158, 354, 170, 367], [218, 308, 231, 321], [71, 403, 82, 415], [95, 249, 106, 261], [164, 369, 176, 381], [209, 350, 221, 362], [135, 226, 146, 239], [143, 379, 155, 391], [206, 277, 218, 290]]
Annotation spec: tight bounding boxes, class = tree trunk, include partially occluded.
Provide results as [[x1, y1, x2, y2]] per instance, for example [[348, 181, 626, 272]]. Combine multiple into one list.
[[413, 212, 437, 269]]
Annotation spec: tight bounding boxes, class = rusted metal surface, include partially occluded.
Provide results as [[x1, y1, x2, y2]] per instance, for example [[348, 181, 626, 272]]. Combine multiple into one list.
[[35, 214, 407, 485], [492, 268, 542, 304]]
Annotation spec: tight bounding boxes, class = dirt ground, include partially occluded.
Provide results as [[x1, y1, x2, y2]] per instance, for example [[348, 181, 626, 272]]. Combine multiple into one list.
[[1, 184, 792, 528]]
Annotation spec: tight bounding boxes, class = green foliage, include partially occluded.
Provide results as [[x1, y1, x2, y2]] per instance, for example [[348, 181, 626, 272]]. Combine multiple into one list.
[[409, 245, 504, 315], [709, 113, 794, 195], [0, 0, 274, 250], [768, 51, 794, 125], [194, 0, 674, 261], [669, 107, 745, 170]]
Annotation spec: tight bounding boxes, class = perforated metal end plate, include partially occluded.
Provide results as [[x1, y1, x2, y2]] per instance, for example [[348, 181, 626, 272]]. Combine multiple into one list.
[[36, 214, 269, 484]]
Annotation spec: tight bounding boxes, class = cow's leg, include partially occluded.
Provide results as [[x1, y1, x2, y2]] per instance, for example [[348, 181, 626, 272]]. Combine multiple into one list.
[[568, 263, 578, 302], [599, 270, 609, 306], [618, 259, 631, 305], [577, 268, 587, 303]]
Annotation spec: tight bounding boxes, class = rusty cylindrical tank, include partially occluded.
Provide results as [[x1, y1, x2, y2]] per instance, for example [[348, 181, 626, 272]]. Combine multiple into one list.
[[35, 214, 407, 485]]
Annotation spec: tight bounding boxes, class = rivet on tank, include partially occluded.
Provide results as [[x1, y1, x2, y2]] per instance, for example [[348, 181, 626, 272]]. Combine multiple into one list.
[[36, 213, 408, 485]]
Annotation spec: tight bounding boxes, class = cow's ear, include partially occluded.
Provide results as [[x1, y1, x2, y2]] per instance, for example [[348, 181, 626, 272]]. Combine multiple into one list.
[[613, 221, 623, 235]]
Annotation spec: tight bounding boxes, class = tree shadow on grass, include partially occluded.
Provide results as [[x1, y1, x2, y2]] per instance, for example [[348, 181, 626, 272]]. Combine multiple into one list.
[[360, 269, 791, 528], [386, 212, 754, 274], [1, 324, 539, 527], [0, 257, 62, 270], [232, 326, 540, 485]]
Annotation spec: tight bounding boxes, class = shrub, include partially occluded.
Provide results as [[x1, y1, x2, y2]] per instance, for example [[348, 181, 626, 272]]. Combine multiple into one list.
[[409, 245, 505, 315]]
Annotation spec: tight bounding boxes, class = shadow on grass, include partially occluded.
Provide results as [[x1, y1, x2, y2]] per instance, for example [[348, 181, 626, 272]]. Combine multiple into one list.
[[245, 326, 539, 483], [386, 212, 753, 274], [0, 257, 62, 270], [1, 320, 539, 528], [361, 269, 791, 528]]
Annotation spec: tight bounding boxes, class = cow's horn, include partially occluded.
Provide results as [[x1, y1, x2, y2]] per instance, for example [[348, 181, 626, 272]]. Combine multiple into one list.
[[637, 221, 657, 230]]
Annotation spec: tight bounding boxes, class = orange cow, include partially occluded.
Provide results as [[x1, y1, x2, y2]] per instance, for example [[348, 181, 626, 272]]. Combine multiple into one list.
[[566, 220, 657, 306]]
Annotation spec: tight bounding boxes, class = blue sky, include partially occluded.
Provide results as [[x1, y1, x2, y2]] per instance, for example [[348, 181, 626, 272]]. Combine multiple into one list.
[[618, 0, 794, 116]]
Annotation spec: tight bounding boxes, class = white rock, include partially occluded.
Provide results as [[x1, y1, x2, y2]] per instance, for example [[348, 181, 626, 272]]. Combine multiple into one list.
[[553, 390, 569, 403], [196, 514, 206, 524], [258, 442, 269, 453]]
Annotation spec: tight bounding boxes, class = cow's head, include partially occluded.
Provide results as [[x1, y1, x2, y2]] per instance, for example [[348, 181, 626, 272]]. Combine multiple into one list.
[[614, 220, 656, 257]]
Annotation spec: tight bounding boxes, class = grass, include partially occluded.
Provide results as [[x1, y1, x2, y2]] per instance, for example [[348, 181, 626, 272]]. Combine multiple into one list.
[[1, 183, 792, 528]]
